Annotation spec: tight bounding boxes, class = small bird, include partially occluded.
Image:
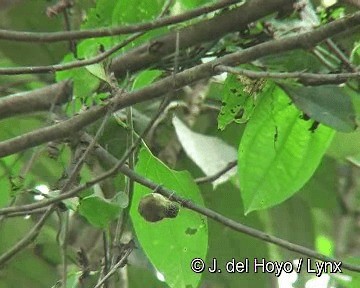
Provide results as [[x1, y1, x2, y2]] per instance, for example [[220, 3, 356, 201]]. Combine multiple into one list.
[[138, 193, 179, 222]]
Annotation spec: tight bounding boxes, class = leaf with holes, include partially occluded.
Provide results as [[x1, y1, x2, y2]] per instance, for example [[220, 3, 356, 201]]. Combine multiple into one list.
[[239, 85, 335, 214], [218, 73, 271, 130]]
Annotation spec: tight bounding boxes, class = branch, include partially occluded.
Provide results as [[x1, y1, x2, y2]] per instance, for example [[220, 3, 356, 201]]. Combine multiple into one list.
[[5, 208, 48, 218], [0, 94, 173, 216], [1, 132, 360, 272], [215, 65, 360, 85], [1, 11, 360, 158], [0, 81, 72, 120], [94, 240, 135, 288], [325, 39, 359, 72], [90, 144, 360, 273], [0, 0, 173, 75], [119, 169, 360, 273], [0, 0, 239, 43], [0, 32, 142, 75], [109, 0, 293, 77], [0, 0, 285, 75]]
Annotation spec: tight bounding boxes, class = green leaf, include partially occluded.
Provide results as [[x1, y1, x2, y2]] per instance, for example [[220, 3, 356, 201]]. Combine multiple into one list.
[[350, 41, 360, 65], [112, 191, 129, 209], [85, 63, 107, 81], [56, 54, 100, 101], [178, 0, 214, 10], [79, 0, 168, 62], [282, 84, 357, 132], [82, 0, 115, 29], [112, 0, 165, 25], [130, 146, 208, 288], [132, 70, 163, 90], [239, 85, 335, 214], [78, 196, 121, 228], [217, 74, 269, 130]]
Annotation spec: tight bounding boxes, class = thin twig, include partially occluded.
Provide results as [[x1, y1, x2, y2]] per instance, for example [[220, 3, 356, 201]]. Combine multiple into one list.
[[62, 2, 77, 55], [5, 208, 48, 218], [0, 32, 144, 75], [60, 107, 112, 193], [215, 65, 360, 81], [195, 160, 237, 184], [61, 211, 70, 288], [0, 0, 239, 43], [102, 231, 110, 288], [311, 47, 340, 71], [94, 241, 135, 288], [325, 39, 358, 72]]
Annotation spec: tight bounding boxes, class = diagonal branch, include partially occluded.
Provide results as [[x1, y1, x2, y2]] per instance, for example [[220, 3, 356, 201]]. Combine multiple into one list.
[[0, 0, 287, 75], [91, 142, 360, 273], [2, 134, 359, 272], [0, 0, 175, 75], [0, 0, 239, 43], [1, 11, 360, 158], [1, 131, 360, 272], [109, 0, 293, 77]]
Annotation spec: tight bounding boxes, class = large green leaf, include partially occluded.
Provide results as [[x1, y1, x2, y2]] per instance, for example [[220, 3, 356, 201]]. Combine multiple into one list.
[[239, 85, 335, 214], [130, 146, 208, 288], [282, 85, 357, 132]]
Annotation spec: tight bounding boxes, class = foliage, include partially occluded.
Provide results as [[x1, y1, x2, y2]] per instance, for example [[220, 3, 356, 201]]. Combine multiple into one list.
[[0, 0, 360, 288]]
